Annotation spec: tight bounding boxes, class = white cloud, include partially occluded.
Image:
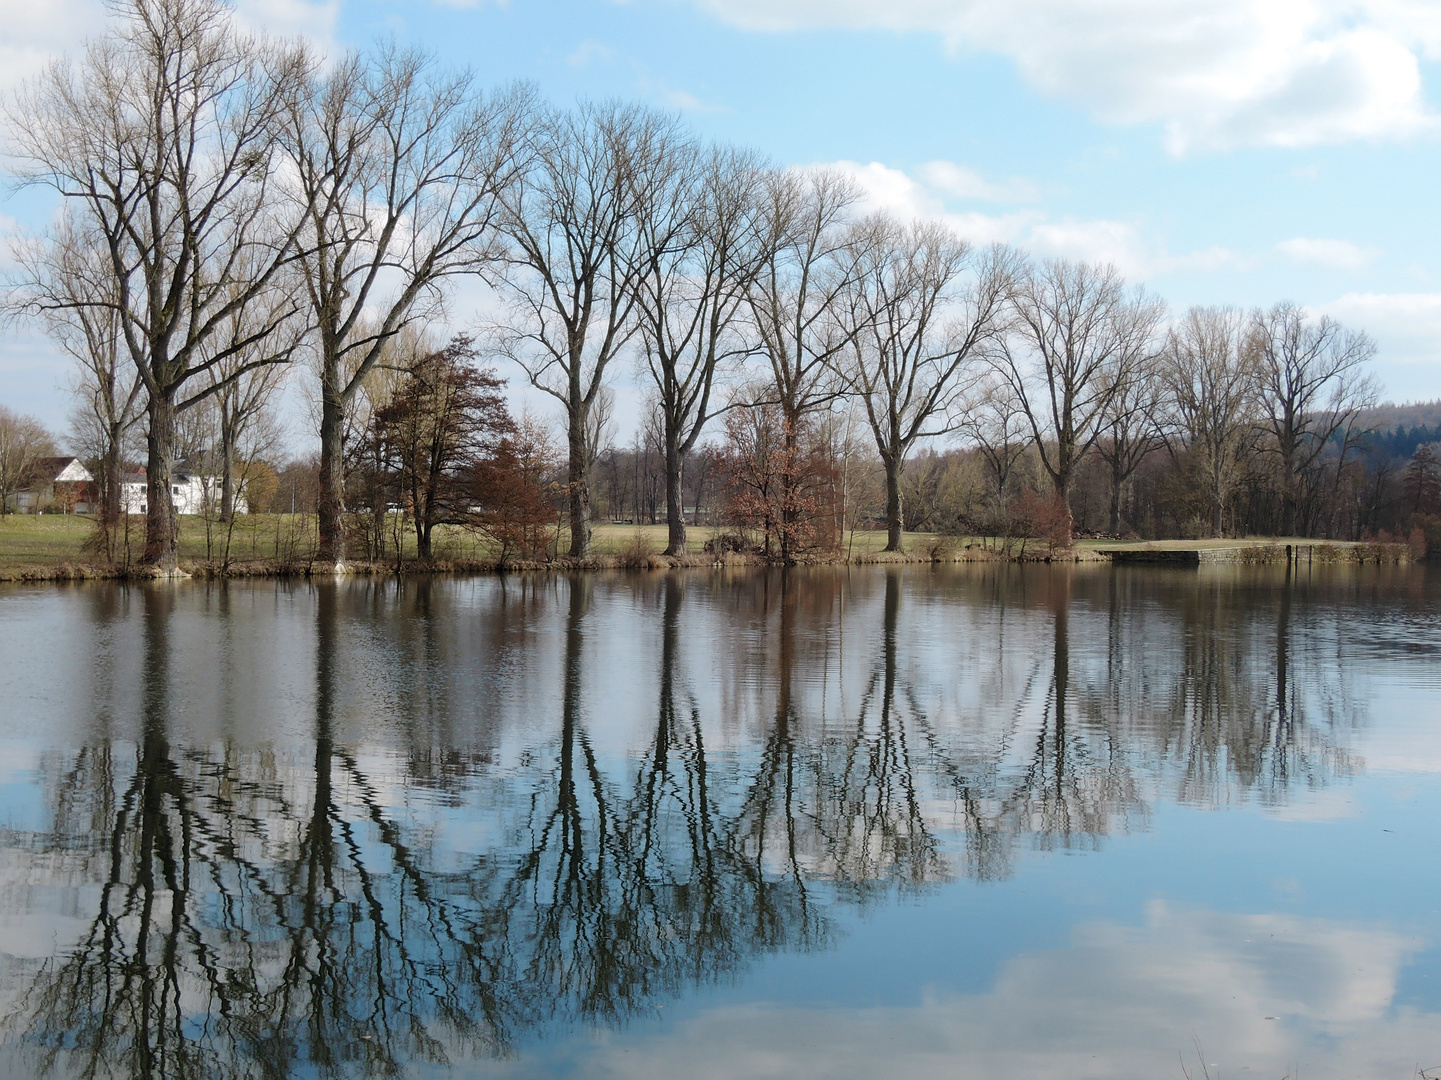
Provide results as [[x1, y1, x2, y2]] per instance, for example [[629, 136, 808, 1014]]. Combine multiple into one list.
[[1322, 290, 1441, 334], [568, 40, 616, 67], [0, 0, 340, 97], [0, 0, 100, 94], [917, 161, 1038, 203], [1277, 237, 1380, 269], [1317, 291, 1441, 398], [572, 45, 725, 112], [645, 81, 726, 113], [831, 159, 950, 219], [826, 159, 1244, 280], [1326, 289, 1441, 334], [1026, 221, 1245, 280], [232, 0, 340, 45], [502, 904, 1435, 1080], [689, 0, 1441, 153]]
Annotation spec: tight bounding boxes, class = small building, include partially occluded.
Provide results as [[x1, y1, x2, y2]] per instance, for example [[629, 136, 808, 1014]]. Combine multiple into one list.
[[8, 457, 97, 514], [120, 463, 247, 516]]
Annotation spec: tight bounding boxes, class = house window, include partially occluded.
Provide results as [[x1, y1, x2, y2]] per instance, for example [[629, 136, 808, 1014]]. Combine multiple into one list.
[[173, 486, 181, 495]]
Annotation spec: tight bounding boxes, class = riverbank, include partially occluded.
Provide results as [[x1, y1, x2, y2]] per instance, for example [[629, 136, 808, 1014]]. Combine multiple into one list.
[[0, 515, 1413, 581]]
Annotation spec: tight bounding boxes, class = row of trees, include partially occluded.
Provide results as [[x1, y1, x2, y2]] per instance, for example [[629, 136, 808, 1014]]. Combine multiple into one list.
[[6, 0, 526, 568], [4, 0, 1393, 567]]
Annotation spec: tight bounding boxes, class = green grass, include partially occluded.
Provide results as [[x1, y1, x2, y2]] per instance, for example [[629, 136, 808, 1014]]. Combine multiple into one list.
[[0, 513, 953, 572], [583, 523, 948, 558], [2, 514, 1365, 576], [0, 514, 97, 568], [0, 512, 336, 571]]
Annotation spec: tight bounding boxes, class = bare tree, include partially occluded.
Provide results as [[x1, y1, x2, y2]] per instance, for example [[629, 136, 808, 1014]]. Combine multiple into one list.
[[204, 281, 301, 520], [343, 324, 416, 559], [995, 259, 1165, 532], [1096, 347, 1165, 536], [494, 101, 687, 557], [23, 224, 144, 546], [586, 385, 617, 476], [0, 408, 56, 514], [835, 217, 1015, 551], [748, 169, 863, 426], [1161, 306, 1260, 537], [634, 146, 769, 554], [278, 45, 530, 565], [8, 0, 307, 570], [743, 168, 864, 558], [1251, 302, 1378, 536], [962, 373, 1030, 515]]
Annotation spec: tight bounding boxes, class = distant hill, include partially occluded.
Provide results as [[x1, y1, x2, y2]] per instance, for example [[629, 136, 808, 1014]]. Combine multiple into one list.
[[1353, 400, 1441, 431], [1351, 400, 1441, 460]]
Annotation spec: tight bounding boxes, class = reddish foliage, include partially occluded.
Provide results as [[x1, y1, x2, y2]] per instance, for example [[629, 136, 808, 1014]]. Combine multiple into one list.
[[1009, 488, 1074, 553], [716, 405, 839, 561], [467, 414, 562, 561], [369, 336, 513, 558], [364, 336, 564, 561]]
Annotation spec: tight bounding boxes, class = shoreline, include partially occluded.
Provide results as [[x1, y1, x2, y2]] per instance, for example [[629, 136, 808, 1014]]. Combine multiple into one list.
[[0, 539, 1413, 583]]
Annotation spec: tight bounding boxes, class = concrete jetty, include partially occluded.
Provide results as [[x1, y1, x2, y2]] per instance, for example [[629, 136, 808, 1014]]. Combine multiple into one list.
[[1103, 541, 1410, 566]]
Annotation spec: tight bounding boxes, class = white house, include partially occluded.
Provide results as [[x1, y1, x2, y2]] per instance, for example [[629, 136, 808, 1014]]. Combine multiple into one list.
[[8, 457, 96, 514], [121, 463, 247, 516]]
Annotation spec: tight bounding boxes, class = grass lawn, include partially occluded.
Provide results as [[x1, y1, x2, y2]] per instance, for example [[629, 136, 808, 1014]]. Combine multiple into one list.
[[584, 523, 949, 559], [3, 515, 1369, 577], [0, 514, 97, 568], [0, 513, 954, 572]]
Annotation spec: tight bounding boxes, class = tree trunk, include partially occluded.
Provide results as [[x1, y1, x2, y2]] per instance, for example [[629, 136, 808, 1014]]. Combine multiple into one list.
[[779, 413, 800, 563], [103, 435, 121, 520], [317, 383, 346, 565], [1108, 460, 1123, 536], [567, 414, 592, 558], [1280, 442, 1299, 537], [142, 392, 179, 571], [883, 455, 904, 553], [371, 492, 386, 561], [1056, 471, 1076, 545], [664, 426, 686, 556], [219, 416, 235, 523], [100, 433, 123, 560]]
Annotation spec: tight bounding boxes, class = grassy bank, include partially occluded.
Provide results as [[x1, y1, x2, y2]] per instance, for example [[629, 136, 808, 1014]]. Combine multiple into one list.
[[0, 514, 982, 579], [0, 513, 1410, 581]]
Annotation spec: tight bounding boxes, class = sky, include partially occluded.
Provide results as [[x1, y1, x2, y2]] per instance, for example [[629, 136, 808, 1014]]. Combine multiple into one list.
[[5, 0, 1441, 446]]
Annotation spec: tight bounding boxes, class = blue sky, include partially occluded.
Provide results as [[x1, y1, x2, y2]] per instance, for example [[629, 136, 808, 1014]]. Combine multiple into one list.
[[6, 0, 1441, 441]]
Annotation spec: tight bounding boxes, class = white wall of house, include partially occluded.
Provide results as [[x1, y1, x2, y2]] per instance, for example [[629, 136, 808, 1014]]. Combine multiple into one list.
[[120, 473, 248, 516]]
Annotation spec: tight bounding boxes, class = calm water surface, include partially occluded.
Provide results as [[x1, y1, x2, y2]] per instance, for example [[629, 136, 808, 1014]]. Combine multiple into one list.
[[0, 565, 1436, 1079]]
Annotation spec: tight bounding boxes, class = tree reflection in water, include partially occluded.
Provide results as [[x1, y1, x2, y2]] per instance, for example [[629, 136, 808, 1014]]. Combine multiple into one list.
[[0, 565, 1376, 1078]]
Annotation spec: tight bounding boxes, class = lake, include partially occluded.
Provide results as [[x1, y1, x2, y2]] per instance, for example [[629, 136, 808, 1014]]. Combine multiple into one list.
[[0, 565, 1436, 1079]]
